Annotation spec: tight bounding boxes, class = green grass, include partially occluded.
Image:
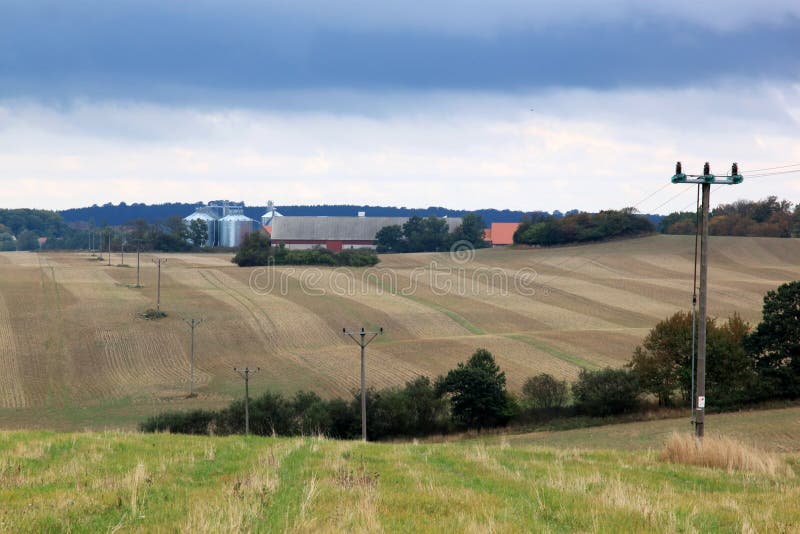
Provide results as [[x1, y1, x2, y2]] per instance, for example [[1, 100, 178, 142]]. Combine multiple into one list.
[[405, 295, 486, 335], [1, 430, 798, 532]]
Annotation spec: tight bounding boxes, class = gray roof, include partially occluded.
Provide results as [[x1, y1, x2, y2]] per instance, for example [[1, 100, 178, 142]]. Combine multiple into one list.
[[271, 216, 462, 241]]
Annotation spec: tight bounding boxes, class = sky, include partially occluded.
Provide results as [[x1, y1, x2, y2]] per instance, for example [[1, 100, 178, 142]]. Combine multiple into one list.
[[1, 1, 799, 213]]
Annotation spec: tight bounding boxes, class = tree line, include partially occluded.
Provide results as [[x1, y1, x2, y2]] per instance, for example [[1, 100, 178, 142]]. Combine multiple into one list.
[[513, 208, 655, 246], [0, 209, 85, 251], [0, 208, 213, 253], [59, 202, 534, 226], [375, 213, 489, 253], [660, 196, 800, 237]]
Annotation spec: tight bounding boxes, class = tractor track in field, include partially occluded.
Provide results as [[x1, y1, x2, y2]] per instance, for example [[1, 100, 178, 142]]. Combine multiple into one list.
[[0, 293, 27, 408], [196, 269, 332, 382], [35, 254, 73, 405], [198, 269, 278, 347]]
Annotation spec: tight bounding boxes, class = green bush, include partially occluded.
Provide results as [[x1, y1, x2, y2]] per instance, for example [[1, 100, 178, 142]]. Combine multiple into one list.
[[139, 410, 216, 434], [572, 368, 641, 417], [522, 373, 569, 410], [232, 231, 272, 266], [234, 239, 379, 267], [360, 377, 451, 440]]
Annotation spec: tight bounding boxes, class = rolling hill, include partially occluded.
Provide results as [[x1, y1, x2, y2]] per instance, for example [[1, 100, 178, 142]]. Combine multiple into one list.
[[1, 234, 798, 430]]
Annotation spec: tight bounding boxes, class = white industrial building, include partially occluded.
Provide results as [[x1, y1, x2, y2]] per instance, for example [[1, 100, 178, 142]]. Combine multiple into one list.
[[270, 215, 462, 251]]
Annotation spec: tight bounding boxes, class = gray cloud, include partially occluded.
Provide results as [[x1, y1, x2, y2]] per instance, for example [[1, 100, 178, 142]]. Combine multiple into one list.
[[0, 0, 798, 103], [1, 85, 797, 211]]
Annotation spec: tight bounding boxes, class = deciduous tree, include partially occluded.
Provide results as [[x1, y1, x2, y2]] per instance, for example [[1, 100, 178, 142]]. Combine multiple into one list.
[[435, 348, 516, 429]]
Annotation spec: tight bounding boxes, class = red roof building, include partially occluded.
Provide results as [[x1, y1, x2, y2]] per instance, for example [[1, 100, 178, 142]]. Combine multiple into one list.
[[484, 222, 519, 246]]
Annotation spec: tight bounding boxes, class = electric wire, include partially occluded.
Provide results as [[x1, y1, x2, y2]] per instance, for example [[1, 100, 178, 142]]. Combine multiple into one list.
[[628, 163, 800, 216], [649, 187, 693, 214], [743, 162, 800, 173], [747, 168, 800, 179], [632, 181, 672, 210], [690, 184, 700, 423]]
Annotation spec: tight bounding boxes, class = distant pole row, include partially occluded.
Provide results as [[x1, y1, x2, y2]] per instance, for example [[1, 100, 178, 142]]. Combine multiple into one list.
[[99, 242, 384, 440]]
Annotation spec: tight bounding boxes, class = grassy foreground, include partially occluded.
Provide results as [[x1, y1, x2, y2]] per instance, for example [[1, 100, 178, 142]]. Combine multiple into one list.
[[1, 431, 799, 532]]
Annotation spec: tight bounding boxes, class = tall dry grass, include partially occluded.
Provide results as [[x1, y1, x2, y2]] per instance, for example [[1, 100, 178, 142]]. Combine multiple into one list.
[[127, 461, 149, 515], [660, 432, 794, 477]]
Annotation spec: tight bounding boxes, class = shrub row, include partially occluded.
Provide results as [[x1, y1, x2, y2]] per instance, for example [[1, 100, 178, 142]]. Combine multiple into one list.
[[141, 360, 643, 439], [273, 247, 379, 267], [141, 378, 450, 439]]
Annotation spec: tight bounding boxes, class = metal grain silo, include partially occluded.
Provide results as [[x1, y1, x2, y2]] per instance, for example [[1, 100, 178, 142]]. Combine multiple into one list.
[[218, 210, 256, 247], [183, 208, 218, 247]]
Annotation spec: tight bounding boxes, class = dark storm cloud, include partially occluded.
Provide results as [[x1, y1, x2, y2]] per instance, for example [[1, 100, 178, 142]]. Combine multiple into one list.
[[0, 1, 798, 103]]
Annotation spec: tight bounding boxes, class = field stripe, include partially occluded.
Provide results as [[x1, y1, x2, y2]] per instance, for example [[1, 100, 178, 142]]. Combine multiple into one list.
[[402, 296, 486, 335], [369, 276, 486, 335], [504, 334, 600, 370], [0, 294, 27, 408]]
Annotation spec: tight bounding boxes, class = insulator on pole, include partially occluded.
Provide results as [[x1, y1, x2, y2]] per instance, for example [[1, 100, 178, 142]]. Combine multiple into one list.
[[675, 161, 682, 175], [703, 162, 710, 176], [731, 162, 738, 176]]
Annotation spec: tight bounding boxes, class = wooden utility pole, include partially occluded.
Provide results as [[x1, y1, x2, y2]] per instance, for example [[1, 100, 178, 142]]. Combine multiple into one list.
[[234, 367, 260, 435], [696, 182, 710, 437], [107, 232, 112, 266], [182, 317, 205, 396], [135, 241, 142, 287], [343, 327, 384, 441], [672, 162, 742, 438], [152, 258, 167, 312]]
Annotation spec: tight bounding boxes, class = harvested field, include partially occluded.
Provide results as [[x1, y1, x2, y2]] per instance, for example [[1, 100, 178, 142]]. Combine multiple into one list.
[[0, 234, 799, 429]]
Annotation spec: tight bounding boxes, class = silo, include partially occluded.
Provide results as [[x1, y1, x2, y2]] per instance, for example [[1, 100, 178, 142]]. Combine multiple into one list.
[[219, 210, 256, 247], [183, 209, 218, 247], [260, 200, 283, 227]]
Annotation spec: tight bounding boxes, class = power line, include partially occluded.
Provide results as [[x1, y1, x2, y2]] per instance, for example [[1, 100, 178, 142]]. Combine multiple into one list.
[[649, 187, 694, 214], [747, 168, 800, 179], [233, 367, 261, 435], [343, 327, 384, 442], [690, 184, 700, 422], [744, 162, 800, 173], [182, 317, 205, 397], [623, 163, 799, 215], [676, 184, 726, 213], [671, 161, 743, 440], [632, 181, 672, 210], [152, 258, 167, 313]]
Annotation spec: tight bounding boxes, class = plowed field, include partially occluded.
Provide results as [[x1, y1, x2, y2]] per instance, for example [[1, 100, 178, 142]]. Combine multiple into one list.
[[1, 235, 798, 429]]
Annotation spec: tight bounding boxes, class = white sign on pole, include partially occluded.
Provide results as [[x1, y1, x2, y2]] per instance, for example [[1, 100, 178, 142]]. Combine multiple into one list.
[[697, 396, 705, 409]]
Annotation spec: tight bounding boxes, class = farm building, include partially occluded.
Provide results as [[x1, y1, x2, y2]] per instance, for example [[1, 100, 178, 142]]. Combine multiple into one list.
[[183, 202, 258, 247], [484, 222, 519, 247], [270, 215, 463, 251]]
